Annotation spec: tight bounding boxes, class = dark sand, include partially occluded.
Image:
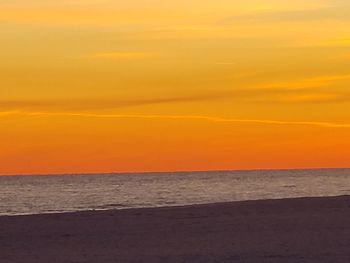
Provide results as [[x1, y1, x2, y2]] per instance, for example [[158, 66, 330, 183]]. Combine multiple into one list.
[[1, 196, 350, 263]]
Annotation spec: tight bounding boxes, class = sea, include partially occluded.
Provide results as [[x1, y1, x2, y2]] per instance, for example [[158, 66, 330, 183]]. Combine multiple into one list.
[[0, 169, 349, 216]]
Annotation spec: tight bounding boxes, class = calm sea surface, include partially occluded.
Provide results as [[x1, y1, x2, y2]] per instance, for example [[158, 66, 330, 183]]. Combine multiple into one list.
[[0, 169, 349, 216]]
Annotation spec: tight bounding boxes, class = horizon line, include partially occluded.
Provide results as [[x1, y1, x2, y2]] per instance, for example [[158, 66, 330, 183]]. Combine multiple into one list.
[[1, 167, 349, 177]]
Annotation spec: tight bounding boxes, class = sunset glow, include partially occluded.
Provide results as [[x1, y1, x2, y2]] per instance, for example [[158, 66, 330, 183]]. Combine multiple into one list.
[[1, 0, 350, 175]]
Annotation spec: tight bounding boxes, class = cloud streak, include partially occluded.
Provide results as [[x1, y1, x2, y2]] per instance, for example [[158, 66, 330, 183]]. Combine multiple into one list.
[[224, 5, 350, 24], [0, 111, 19, 116], [1, 81, 349, 116], [263, 74, 350, 90], [0, 94, 230, 112], [2, 110, 350, 129], [0, 74, 349, 123], [79, 52, 156, 60]]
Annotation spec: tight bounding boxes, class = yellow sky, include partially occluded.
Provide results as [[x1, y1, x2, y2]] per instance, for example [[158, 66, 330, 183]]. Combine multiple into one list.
[[1, 0, 350, 174]]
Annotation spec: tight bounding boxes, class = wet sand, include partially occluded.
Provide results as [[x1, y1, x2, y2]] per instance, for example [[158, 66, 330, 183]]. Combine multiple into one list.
[[1, 195, 350, 262]]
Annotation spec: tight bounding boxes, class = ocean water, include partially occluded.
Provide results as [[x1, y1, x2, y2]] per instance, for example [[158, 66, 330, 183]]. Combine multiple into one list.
[[0, 169, 349, 216]]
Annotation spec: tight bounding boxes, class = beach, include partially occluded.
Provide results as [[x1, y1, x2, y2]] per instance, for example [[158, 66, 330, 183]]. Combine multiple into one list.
[[1, 195, 350, 263]]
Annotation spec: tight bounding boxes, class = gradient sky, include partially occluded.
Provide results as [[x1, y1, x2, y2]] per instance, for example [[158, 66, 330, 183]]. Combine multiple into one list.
[[1, 0, 350, 175]]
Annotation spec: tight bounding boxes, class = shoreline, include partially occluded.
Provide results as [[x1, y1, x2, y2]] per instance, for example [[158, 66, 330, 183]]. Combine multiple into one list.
[[1, 194, 349, 218], [1, 195, 350, 262]]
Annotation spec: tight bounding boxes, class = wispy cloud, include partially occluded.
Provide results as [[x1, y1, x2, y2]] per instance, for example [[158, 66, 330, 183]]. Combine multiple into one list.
[[2, 111, 350, 128], [0, 94, 230, 112], [79, 52, 156, 60], [0, 110, 19, 116], [247, 74, 350, 103], [254, 93, 350, 104], [295, 37, 350, 48], [1, 73, 349, 116], [343, 53, 350, 59], [262, 74, 350, 90], [320, 38, 350, 47], [224, 5, 350, 24], [1, 73, 349, 126], [215, 62, 237, 65]]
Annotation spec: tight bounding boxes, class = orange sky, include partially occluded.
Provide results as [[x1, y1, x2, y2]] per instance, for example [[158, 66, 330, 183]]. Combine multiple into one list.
[[1, 0, 350, 175]]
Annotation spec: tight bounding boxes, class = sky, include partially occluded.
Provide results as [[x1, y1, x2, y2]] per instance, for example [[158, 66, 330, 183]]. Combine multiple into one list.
[[1, 0, 350, 175]]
